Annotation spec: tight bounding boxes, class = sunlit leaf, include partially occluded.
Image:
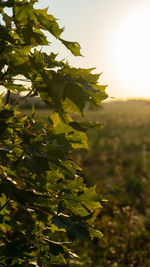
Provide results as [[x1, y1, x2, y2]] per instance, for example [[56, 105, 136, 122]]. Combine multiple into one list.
[[60, 38, 82, 56], [34, 8, 64, 38]]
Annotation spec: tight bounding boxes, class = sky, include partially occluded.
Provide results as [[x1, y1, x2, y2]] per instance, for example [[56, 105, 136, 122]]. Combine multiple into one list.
[[35, 0, 150, 100]]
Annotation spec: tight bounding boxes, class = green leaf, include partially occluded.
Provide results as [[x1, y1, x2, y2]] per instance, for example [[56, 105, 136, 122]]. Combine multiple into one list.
[[60, 38, 82, 56], [20, 26, 49, 46], [87, 89, 108, 107], [79, 186, 103, 211], [42, 52, 64, 68], [34, 8, 64, 38], [0, 25, 14, 43], [3, 83, 28, 93], [14, 1, 35, 26], [64, 196, 89, 217], [50, 112, 89, 150], [64, 82, 88, 115], [70, 121, 103, 133], [3, 13, 12, 27], [63, 186, 102, 216], [88, 227, 103, 240], [53, 214, 91, 241], [29, 49, 44, 69], [44, 238, 66, 256]]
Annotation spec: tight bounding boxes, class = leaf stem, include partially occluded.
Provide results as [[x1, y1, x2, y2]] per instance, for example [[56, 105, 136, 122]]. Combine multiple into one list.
[[28, 206, 54, 216]]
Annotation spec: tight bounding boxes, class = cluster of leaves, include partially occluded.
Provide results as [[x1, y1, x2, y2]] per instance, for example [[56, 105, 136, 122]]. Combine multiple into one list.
[[0, 0, 107, 265]]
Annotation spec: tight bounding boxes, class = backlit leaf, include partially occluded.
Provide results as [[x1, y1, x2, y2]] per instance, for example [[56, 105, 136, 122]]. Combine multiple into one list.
[[34, 8, 64, 38], [60, 38, 82, 56]]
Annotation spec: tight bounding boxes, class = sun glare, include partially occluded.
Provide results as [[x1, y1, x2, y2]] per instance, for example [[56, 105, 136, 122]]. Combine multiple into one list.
[[112, 6, 150, 98]]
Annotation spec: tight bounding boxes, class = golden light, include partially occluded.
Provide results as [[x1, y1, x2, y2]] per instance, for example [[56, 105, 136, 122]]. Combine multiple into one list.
[[111, 6, 150, 98]]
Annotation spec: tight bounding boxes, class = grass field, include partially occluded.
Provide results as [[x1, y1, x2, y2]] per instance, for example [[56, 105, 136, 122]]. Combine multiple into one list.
[[84, 100, 150, 183], [77, 100, 150, 267], [20, 100, 150, 266]]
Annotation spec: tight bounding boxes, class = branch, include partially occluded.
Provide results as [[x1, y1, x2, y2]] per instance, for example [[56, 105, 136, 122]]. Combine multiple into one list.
[[28, 206, 54, 216], [5, 90, 10, 105], [0, 199, 11, 212]]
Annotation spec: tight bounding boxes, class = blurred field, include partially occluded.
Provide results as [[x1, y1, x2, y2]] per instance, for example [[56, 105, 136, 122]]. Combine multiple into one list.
[[20, 100, 150, 266], [83, 100, 150, 182], [75, 100, 150, 267]]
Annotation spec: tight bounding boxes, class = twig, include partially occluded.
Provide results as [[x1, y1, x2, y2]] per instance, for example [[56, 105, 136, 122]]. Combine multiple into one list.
[[28, 206, 54, 216], [5, 90, 10, 105], [0, 199, 11, 212]]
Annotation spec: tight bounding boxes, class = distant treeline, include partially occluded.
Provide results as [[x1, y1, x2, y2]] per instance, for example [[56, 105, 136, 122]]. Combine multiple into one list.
[[3, 93, 47, 109], [3, 93, 150, 110]]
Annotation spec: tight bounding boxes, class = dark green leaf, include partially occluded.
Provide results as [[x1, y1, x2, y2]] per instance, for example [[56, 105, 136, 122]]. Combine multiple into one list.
[[53, 214, 91, 241]]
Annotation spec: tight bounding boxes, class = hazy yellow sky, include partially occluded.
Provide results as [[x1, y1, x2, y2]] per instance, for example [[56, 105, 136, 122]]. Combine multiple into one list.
[[36, 0, 150, 100]]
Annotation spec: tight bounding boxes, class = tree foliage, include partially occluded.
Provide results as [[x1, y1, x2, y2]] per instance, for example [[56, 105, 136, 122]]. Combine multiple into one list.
[[0, 0, 107, 265]]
